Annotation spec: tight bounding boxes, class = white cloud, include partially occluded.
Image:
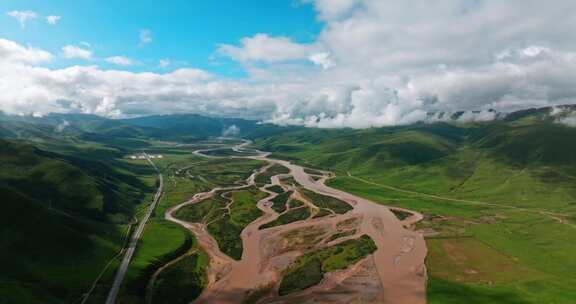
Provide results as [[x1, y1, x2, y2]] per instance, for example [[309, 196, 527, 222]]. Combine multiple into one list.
[[106, 56, 134, 66], [159, 59, 170, 68], [0, 54, 225, 118], [307, 0, 359, 21], [139, 29, 152, 46], [6, 10, 37, 28], [222, 124, 240, 136], [253, 0, 576, 127], [55, 119, 70, 132], [550, 106, 576, 127], [521, 46, 550, 58], [0, 38, 52, 64], [4, 1, 576, 128], [309, 52, 335, 69], [61, 45, 92, 60], [45, 15, 61, 25], [558, 116, 576, 127], [218, 33, 315, 63]]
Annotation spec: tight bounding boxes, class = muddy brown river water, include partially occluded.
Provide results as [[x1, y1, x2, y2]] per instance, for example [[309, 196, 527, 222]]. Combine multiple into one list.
[[165, 142, 427, 304]]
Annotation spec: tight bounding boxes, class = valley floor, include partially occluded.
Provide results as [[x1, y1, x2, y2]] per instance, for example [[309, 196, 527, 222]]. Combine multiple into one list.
[[112, 134, 576, 304], [115, 139, 428, 304]]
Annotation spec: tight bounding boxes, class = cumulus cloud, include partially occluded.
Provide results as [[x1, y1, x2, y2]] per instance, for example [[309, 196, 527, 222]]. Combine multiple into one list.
[[61, 45, 92, 60], [106, 56, 134, 66], [4, 1, 576, 128], [306, 0, 359, 21], [0, 51, 243, 118], [239, 0, 576, 127], [308, 52, 335, 69], [6, 10, 37, 28], [218, 33, 315, 63], [45, 15, 61, 25], [0, 38, 52, 64]]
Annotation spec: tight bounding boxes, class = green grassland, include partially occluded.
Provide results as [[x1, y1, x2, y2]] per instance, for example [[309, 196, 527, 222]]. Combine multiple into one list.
[[265, 185, 285, 193], [255, 164, 290, 186], [173, 186, 269, 260], [270, 190, 293, 213], [260, 203, 311, 229], [0, 114, 264, 303], [278, 235, 377, 296], [173, 195, 223, 223], [299, 188, 353, 214], [120, 148, 267, 301], [206, 187, 269, 259], [161, 150, 268, 260], [253, 120, 576, 303], [201, 148, 260, 157], [0, 139, 158, 304], [119, 220, 191, 303], [325, 229, 357, 243], [149, 250, 209, 304]]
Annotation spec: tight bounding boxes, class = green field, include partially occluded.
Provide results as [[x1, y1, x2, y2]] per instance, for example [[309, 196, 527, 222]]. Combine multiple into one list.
[[173, 185, 269, 260], [265, 184, 285, 194], [278, 235, 377, 295], [299, 188, 353, 214], [0, 114, 265, 303], [206, 187, 269, 259], [255, 164, 290, 186], [325, 229, 356, 243], [121, 148, 267, 302], [260, 203, 311, 229], [148, 248, 209, 304], [269, 190, 294, 213], [0, 139, 158, 303], [253, 119, 576, 303]]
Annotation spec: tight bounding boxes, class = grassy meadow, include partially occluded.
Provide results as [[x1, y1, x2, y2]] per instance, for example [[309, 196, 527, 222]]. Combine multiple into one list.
[[278, 235, 377, 296]]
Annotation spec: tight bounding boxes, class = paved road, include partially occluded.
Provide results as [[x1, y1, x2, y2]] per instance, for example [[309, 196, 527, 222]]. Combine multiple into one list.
[[105, 154, 164, 304]]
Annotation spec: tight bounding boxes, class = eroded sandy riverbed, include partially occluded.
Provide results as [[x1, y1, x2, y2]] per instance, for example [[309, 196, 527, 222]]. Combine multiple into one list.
[[165, 142, 427, 304]]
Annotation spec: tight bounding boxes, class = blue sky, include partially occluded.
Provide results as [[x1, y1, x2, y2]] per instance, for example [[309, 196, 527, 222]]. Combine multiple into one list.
[[0, 0, 321, 75]]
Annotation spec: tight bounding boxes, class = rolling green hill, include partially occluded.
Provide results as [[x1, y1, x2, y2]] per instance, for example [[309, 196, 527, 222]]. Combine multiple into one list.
[[252, 113, 576, 304], [0, 139, 156, 303], [0, 112, 290, 145]]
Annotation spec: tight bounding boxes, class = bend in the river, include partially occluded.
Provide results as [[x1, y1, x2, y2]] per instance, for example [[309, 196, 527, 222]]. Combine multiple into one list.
[[165, 140, 428, 304]]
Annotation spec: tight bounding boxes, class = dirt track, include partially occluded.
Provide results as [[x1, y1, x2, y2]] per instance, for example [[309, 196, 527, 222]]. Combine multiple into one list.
[[165, 142, 428, 304]]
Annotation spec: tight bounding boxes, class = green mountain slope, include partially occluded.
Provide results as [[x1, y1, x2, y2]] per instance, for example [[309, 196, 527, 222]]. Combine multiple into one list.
[[252, 115, 576, 304], [120, 114, 260, 140], [0, 139, 156, 303]]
